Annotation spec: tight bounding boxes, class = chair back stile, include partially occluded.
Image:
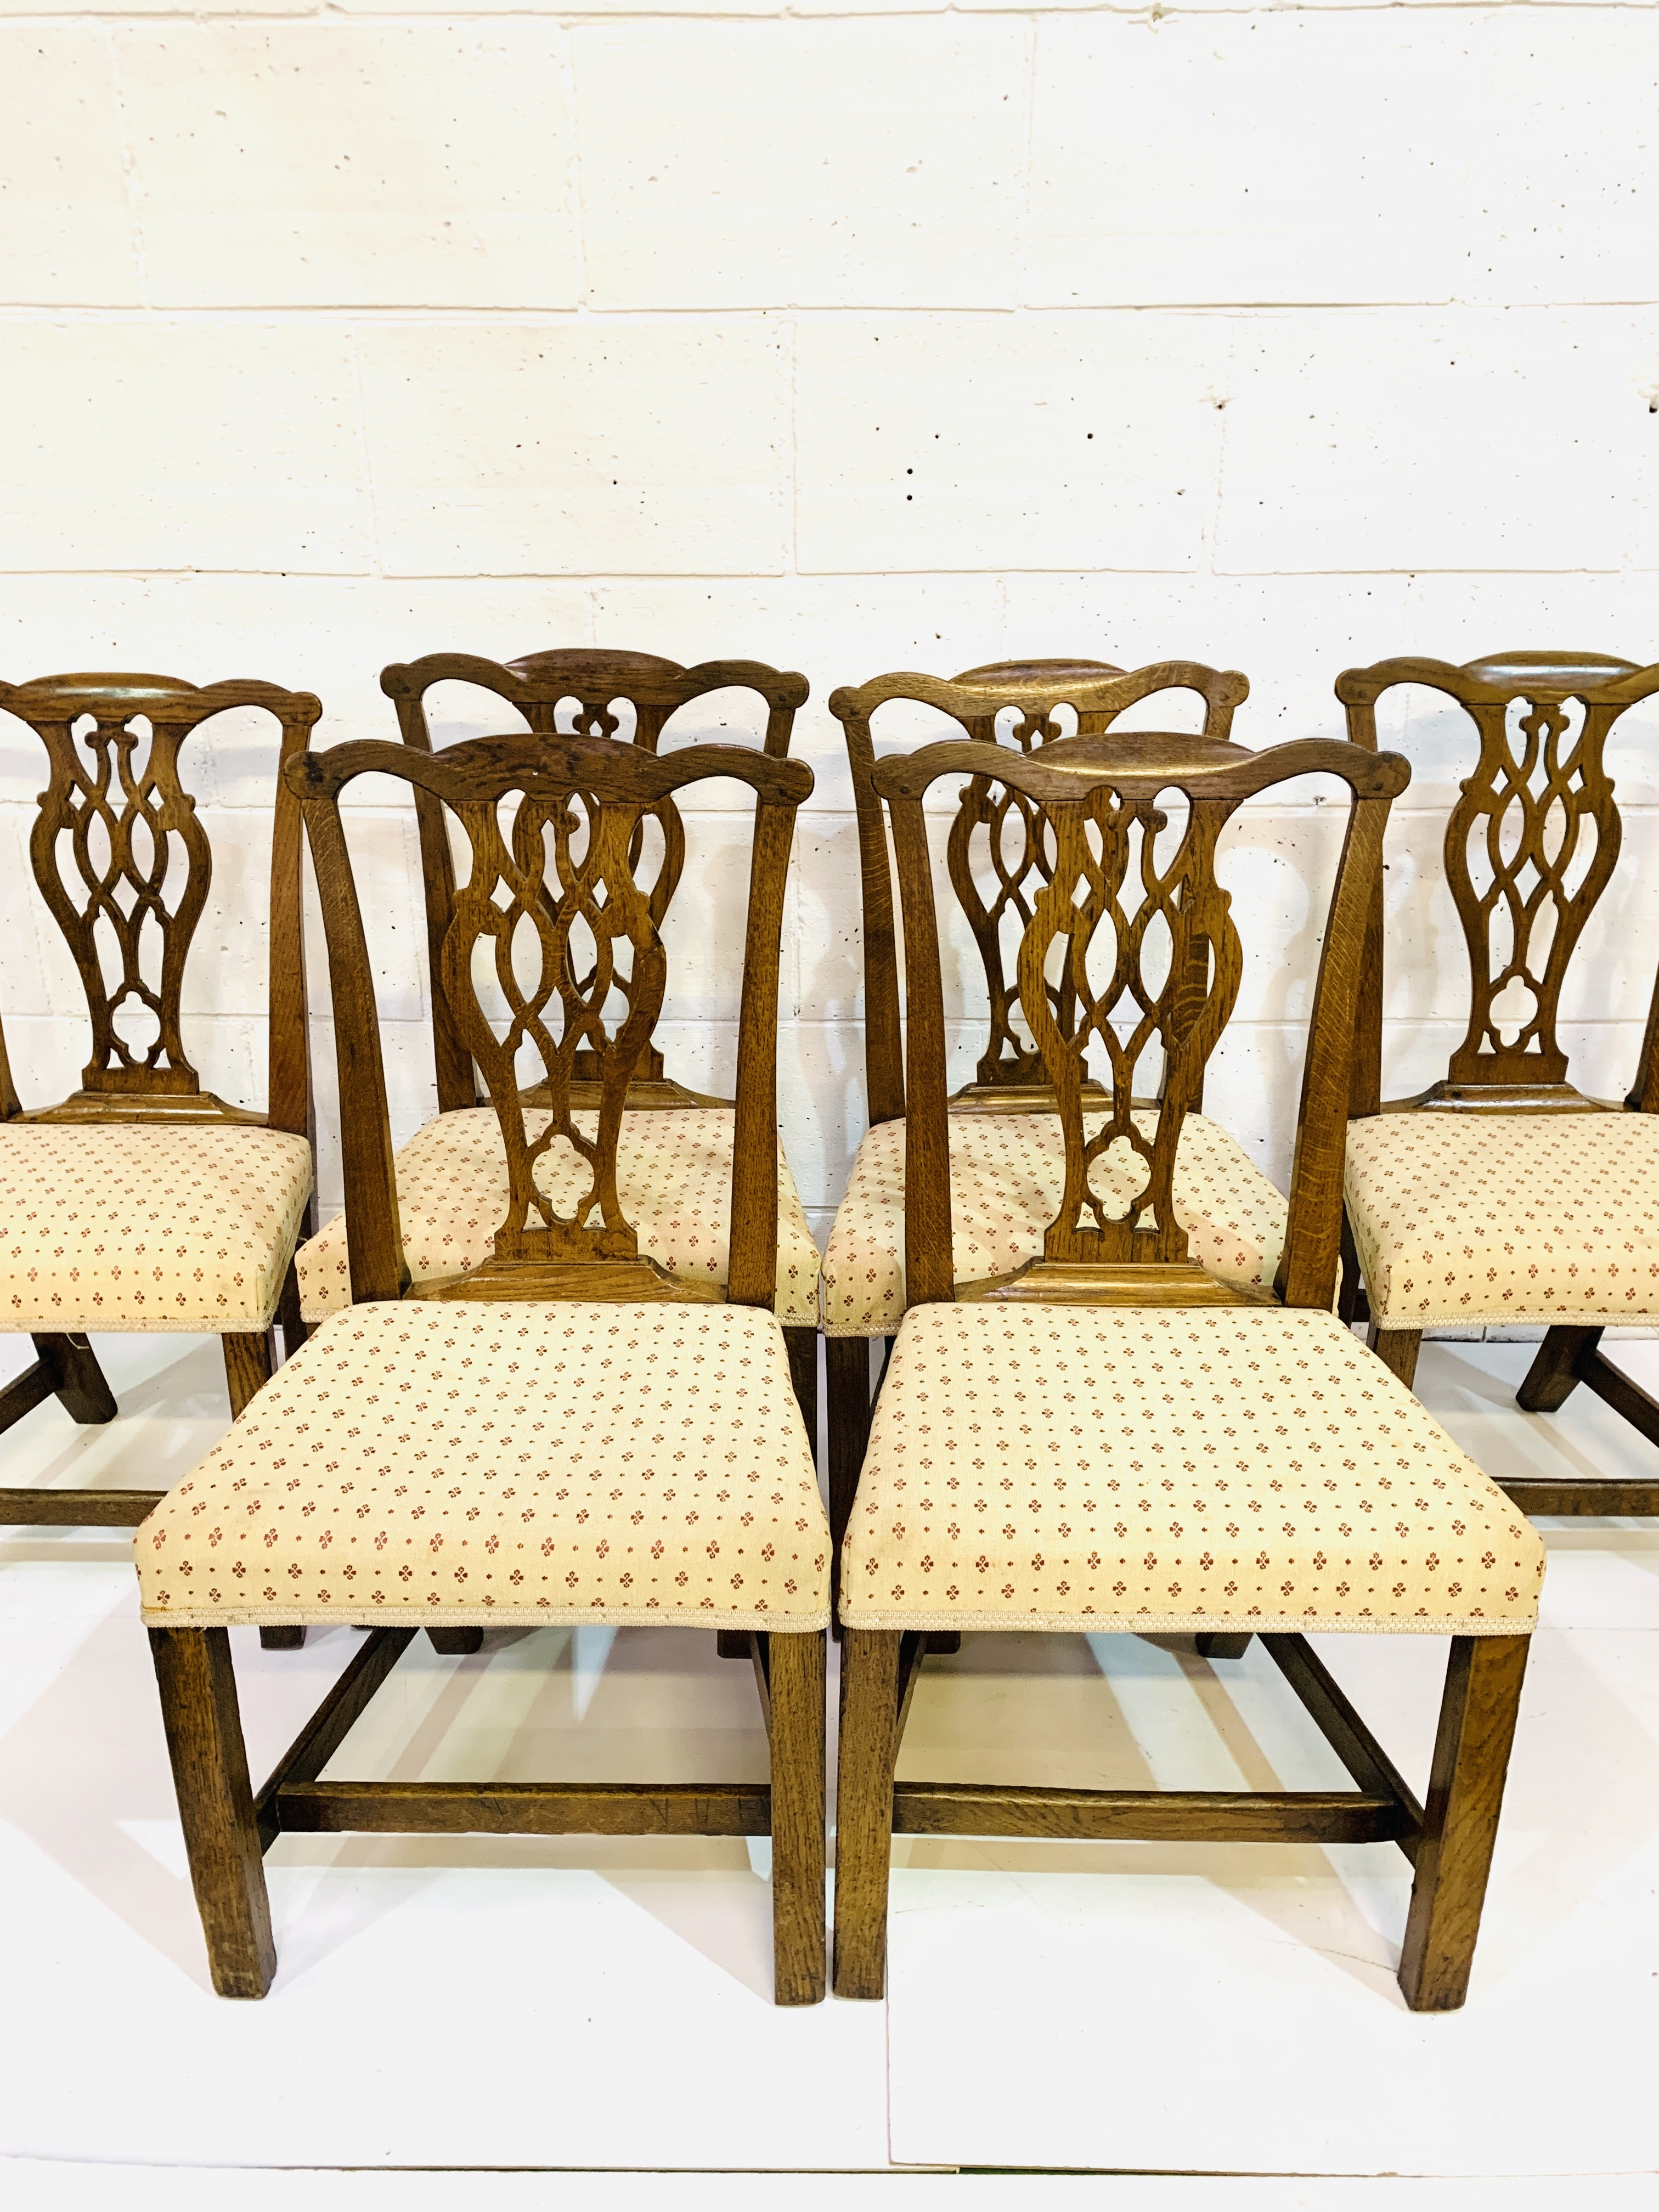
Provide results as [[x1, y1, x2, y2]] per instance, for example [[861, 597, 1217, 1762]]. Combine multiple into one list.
[[1336, 651, 1659, 1116], [287, 732, 812, 1315], [830, 663, 1251, 1127], [0, 673, 321, 1135], [380, 651, 809, 1114], [874, 731, 1409, 1319]]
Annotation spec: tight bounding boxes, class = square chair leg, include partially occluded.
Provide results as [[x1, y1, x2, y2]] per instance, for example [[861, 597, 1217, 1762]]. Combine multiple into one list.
[[148, 1626, 275, 1999], [1398, 1633, 1530, 2013], [768, 1628, 827, 2005], [833, 1626, 901, 2000]]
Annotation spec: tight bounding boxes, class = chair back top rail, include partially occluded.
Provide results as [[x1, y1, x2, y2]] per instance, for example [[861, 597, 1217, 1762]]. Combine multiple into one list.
[[288, 732, 810, 1313], [872, 731, 1408, 1315], [1337, 651, 1659, 1115], [0, 671, 320, 1136], [829, 663, 1251, 1125], [380, 650, 808, 1111]]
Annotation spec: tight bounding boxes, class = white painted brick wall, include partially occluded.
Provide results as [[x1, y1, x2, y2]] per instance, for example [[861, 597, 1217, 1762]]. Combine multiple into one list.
[[1, 0, 1656, 1315]]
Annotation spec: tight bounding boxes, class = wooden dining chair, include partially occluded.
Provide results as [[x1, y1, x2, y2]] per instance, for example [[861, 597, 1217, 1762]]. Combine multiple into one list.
[[137, 726, 831, 2005], [1339, 651, 1659, 1515], [831, 709, 1545, 2014], [0, 673, 318, 1567], [296, 650, 821, 1486], [822, 662, 1264, 1595]]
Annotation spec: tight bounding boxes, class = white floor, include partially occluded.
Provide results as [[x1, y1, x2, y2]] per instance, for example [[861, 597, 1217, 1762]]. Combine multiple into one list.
[[0, 1331, 1656, 2201]]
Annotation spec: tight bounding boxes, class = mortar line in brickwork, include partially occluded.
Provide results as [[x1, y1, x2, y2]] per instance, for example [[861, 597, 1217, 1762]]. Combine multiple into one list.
[[1206, 315, 1239, 578], [560, 19, 591, 313], [102, 20, 151, 312], [786, 314, 801, 579], [36, 301, 1659, 322], [346, 325, 386, 582]]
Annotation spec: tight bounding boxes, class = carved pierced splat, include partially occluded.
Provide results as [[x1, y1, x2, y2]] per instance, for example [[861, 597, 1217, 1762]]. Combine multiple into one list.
[[380, 650, 808, 1113], [444, 777, 667, 1266], [290, 732, 810, 1313], [1018, 783, 1240, 1265], [0, 673, 320, 1129], [32, 703, 211, 1093], [1444, 690, 1616, 1082], [1338, 653, 1659, 1112], [830, 663, 1250, 1126], [874, 731, 1409, 1314]]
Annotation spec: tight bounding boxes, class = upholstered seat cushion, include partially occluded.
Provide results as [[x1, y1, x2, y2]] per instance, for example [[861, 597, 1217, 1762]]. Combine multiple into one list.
[[1346, 1109, 1659, 1328], [819, 1110, 1287, 1336], [840, 1302, 1543, 1636], [0, 1122, 313, 1332], [137, 1299, 830, 1631], [296, 1108, 820, 1330]]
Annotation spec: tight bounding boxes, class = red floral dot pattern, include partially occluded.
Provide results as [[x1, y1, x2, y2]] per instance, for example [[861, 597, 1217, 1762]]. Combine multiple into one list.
[[297, 1108, 820, 1329], [1346, 1110, 1659, 1327], [137, 1299, 830, 1630], [840, 1302, 1543, 1634], [820, 1110, 1288, 1336], [0, 1122, 313, 1331]]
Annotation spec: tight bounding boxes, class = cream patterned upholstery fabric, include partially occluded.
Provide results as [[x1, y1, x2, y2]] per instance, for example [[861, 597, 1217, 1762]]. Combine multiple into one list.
[[137, 1300, 830, 1630], [1346, 1110, 1659, 1328], [0, 1122, 312, 1332], [840, 1303, 1543, 1635], [297, 1108, 820, 1330], [820, 1110, 1287, 1336]]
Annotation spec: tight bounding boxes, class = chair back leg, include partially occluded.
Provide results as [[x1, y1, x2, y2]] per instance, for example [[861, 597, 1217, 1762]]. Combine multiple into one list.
[[768, 1628, 827, 2005], [783, 1326, 818, 1468], [1398, 1632, 1531, 2012], [222, 1328, 276, 1420], [32, 1331, 116, 1424], [1516, 1324, 1602, 1412], [148, 1626, 276, 1998], [1368, 1325, 1423, 1390]]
